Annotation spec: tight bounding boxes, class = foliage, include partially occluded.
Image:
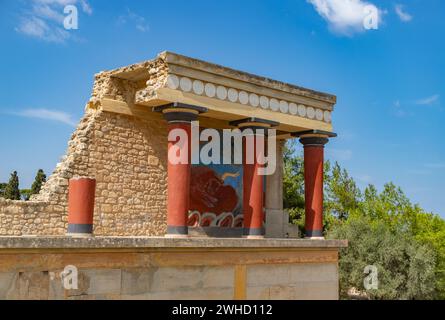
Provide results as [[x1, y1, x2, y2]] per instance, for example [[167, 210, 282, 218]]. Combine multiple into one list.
[[325, 162, 361, 220], [1, 170, 47, 201], [283, 140, 445, 299], [20, 189, 32, 201], [30, 169, 46, 196], [283, 140, 305, 231], [3, 171, 21, 200], [328, 216, 436, 299], [0, 182, 6, 197]]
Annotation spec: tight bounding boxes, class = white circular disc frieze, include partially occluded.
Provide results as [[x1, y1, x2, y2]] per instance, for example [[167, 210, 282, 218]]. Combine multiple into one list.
[[239, 91, 249, 105], [205, 83, 216, 97], [324, 111, 332, 123], [259, 96, 269, 109], [307, 107, 315, 119], [279, 100, 289, 113], [228, 88, 238, 102], [289, 103, 298, 115], [192, 80, 204, 95], [298, 104, 306, 117], [315, 109, 324, 121], [179, 77, 192, 92], [166, 74, 179, 90], [249, 93, 259, 107], [270, 98, 279, 111], [216, 85, 228, 100]]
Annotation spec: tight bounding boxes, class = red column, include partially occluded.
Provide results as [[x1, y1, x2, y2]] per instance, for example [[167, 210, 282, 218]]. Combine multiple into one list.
[[300, 136, 328, 238], [154, 104, 207, 237], [67, 177, 96, 237], [242, 129, 266, 238], [166, 122, 191, 237]]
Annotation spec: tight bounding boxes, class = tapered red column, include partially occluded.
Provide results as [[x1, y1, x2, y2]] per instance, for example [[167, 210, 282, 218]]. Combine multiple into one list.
[[300, 136, 329, 239], [230, 117, 279, 239], [242, 131, 266, 238], [166, 121, 192, 237], [154, 103, 207, 238]]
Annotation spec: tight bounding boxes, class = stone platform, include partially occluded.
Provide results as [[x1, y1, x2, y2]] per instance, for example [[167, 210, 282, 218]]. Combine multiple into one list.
[[0, 236, 346, 300]]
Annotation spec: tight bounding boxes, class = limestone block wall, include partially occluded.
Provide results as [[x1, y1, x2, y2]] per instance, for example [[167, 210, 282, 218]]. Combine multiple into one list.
[[0, 108, 168, 236], [0, 237, 343, 300]]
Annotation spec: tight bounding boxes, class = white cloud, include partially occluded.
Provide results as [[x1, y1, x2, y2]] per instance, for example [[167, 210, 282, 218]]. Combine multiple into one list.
[[80, 0, 93, 15], [117, 8, 150, 33], [15, 0, 92, 42], [307, 0, 382, 36], [392, 99, 411, 117], [14, 109, 77, 126], [415, 94, 440, 106], [15, 17, 69, 43], [395, 4, 412, 22]]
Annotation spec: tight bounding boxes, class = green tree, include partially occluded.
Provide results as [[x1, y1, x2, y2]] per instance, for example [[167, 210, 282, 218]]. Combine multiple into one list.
[[0, 182, 6, 197], [406, 211, 445, 299], [20, 189, 32, 201], [325, 162, 361, 220], [283, 143, 444, 298], [30, 169, 46, 196], [4, 171, 21, 200], [283, 140, 305, 231], [328, 216, 436, 300]]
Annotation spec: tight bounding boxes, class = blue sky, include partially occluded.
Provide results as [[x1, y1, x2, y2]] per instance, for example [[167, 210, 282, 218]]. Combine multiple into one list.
[[0, 0, 444, 216]]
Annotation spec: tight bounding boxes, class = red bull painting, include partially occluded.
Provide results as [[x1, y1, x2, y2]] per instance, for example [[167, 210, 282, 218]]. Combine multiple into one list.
[[188, 164, 243, 228]]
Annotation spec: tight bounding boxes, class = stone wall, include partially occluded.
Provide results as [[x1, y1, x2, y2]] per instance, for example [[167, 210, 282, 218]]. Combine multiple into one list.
[[0, 108, 168, 236], [0, 237, 344, 300]]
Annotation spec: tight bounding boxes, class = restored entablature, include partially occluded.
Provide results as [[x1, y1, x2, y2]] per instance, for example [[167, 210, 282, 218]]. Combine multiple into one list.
[[87, 51, 336, 137]]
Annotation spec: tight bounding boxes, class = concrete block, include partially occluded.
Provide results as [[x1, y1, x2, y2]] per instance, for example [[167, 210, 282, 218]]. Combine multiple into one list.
[[121, 268, 153, 295], [202, 266, 235, 289], [285, 223, 300, 238], [293, 281, 339, 300], [246, 286, 271, 300], [150, 266, 204, 292], [123, 288, 234, 300], [16, 271, 50, 300], [82, 269, 122, 295], [246, 264, 291, 287], [48, 272, 65, 300], [247, 281, 338, 300], [0, 272, 17, 299], [288, 263, 338, 283], [265, 209, 285, 238]]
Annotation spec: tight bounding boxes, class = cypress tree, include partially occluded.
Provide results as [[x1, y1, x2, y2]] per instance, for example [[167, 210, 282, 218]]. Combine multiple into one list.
[[30, 169, 46, 196], [0, 183, 6, 197], [4, 171, 21, 200]]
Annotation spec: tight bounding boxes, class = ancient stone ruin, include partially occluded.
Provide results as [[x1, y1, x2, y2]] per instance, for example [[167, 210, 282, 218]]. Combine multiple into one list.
[[0, 52, 347, 300]]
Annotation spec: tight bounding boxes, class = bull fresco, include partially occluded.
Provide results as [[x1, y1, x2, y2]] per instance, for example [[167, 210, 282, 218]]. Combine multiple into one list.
[[188, 164, 243, 228], [188, 129, 243, 227]]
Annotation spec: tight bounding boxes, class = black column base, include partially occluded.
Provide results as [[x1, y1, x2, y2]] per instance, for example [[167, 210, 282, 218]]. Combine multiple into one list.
[[166, 225, 188, 238], [243, 227, 265, 238], [305, 229, 323, 238]]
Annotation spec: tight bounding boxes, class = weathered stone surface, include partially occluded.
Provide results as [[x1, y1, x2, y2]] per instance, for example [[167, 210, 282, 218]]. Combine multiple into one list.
[[6, 271, 50, 300], [0, 272, 16, 299], [82, 269, 122, 295], [0, 108, 168, 236], [121, 268, 153, 295], [0, 242, 343, 300], [0, 52, 338, 238], [0, 236, 348, 249]]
